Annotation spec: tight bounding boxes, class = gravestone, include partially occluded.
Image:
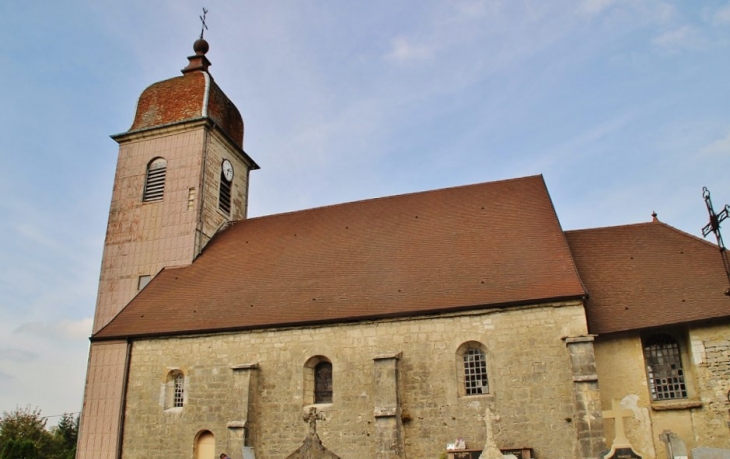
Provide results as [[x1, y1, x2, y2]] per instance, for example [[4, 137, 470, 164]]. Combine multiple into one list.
[[284, 408, 342, 459], [692, 448, 730, 459], [602, 400, 642, 459], [659, 430, 688, 459]]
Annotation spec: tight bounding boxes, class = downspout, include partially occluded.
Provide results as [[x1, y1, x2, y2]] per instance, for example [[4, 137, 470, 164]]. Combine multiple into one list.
[[115, 339, 133, 459]]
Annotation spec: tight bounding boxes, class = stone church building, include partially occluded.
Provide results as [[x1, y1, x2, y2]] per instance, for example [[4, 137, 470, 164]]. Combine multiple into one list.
[[76, 38, 730, 459]]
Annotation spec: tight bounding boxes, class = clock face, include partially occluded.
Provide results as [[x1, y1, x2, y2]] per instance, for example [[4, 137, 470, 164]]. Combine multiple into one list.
[[222, 159, 234, 182]]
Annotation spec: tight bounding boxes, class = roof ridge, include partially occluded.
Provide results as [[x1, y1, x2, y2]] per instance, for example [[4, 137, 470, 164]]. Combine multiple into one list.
[[242, 174, 545, 223], [566, 220, 717, 248]]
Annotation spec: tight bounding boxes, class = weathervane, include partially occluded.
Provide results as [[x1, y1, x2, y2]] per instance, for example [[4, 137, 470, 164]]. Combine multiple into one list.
[[199, 8, 209, 39], [701, 187, 730, 296]]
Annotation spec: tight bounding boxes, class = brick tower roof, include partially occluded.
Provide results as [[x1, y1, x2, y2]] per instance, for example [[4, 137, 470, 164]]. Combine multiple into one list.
[[122, 39, 244, 148]]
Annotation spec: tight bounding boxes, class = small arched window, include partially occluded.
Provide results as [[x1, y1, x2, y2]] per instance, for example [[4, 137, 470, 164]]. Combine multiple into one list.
[[303, 356, 333, 405], [165, 370, 185, 409], [643, 333, 687, 400], [143, 158, 167, 202], [314, 361, 333, 404], [456, 341, 490, 396], [173, 373, 184, 407]]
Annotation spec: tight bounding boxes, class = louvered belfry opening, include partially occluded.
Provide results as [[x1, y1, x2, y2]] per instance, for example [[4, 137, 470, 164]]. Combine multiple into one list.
[[143, 158, 167, 202], [219, 171, 232, 214]]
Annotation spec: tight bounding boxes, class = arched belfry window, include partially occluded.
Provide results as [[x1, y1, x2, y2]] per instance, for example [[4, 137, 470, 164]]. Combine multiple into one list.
[[456, 341, 490, 396], [143, 157, 167, 202], [303, 356, 333, 405], [643, 333, 687, 400]]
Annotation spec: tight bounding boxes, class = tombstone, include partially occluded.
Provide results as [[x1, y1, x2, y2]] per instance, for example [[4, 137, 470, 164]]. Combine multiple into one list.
[[692, 448, 730, 459], [602, 400, 642, 459], [658, 431, 688, 459], [284, 408, 342, 459]]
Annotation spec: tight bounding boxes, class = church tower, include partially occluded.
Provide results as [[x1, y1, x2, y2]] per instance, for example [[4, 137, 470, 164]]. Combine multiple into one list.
[[77, 37, 258, 459]]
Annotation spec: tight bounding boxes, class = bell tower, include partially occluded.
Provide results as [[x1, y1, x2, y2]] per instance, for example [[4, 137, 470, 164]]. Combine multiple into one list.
[[77, 38, 258, 459]]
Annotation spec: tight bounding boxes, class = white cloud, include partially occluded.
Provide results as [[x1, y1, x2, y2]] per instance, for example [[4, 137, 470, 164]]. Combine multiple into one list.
[[0, 349, 38, 363], [580, 0, 618, 15], [14, 318, 92, 341], [712, 3, 730, 25], [386, 36, 434, 62], [699, 129, 730, 158], [652, 26, 702, 51]]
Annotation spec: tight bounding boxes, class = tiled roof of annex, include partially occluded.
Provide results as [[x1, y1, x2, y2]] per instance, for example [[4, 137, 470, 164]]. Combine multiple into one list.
[[94, 175, 587, 340], [566, 221, 730, 335]]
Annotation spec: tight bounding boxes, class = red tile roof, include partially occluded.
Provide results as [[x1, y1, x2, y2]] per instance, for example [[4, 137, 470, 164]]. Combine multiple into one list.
[[126, 71, 244, 148], [566, 222, 730, 335], [94, 175, 586, 340]]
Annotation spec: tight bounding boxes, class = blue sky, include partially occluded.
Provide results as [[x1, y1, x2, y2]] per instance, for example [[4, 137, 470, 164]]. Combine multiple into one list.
[[1, 0, 729, 422]]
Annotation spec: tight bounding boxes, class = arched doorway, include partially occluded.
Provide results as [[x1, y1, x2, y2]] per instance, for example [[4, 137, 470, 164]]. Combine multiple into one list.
[[195, 431, 215, 459]]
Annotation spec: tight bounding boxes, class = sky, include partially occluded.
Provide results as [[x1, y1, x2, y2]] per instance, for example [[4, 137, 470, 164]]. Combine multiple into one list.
[[1, 0, 729, 424]]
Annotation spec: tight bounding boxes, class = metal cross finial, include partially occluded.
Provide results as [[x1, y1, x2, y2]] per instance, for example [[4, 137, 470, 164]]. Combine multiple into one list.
[[199, 8, 209, 39], [701, 187, 730, 295]]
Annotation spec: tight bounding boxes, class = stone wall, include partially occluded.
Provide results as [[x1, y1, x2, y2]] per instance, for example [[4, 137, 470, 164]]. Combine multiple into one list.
[[120, 301, 589, 459], [594, 321, 730, 459]]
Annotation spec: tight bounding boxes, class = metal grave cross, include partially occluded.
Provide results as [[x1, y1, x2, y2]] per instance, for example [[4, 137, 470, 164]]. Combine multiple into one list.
[[701, 187, 730, 295], [199, 8, 209, 39]]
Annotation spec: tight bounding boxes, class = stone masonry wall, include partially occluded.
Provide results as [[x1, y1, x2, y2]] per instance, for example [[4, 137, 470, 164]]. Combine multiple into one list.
[[594, 322, 730, 459], [121, 301, 589, 459]]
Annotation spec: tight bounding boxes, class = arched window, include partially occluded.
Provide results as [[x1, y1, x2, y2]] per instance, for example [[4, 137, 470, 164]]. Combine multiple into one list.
[[165, 370, 185, 409], [173, 373, 184, 407], [456, 341, 490, 396], [314, 361, 333, 404], [143, 157, 167, 202], [303, 356, 333, 405], [643, 333, 687, 400]]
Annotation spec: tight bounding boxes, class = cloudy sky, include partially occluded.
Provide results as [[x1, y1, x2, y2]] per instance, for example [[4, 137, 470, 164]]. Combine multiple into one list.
[[1, 0, 729, 423]]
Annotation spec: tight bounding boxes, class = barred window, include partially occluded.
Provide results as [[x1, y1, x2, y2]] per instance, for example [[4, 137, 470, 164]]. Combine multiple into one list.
[[143, 158, 167, 202], [173, 373, 185, 408], [165, 370, 185, 410], [464, 348, 489, 395], [643, 333, 687, 401]]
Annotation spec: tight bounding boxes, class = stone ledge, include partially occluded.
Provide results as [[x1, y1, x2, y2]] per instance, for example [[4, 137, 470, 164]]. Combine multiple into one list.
[[564, 335, 597, 344], [651, 400, 703, 411], [572, 374, 598, 382], [373, 351, 402, 361], [231, 363, 259, 370], [227, 420, 246, 429]]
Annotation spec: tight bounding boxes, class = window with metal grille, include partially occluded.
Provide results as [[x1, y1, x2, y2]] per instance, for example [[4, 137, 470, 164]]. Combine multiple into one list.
[[143, 158, 167, 202], [219, 171, 232, 214], [464, 348, 489, 395], [643, 333, 687, 401], [314, 361, 333, 404], [173, 373, 185, 407]]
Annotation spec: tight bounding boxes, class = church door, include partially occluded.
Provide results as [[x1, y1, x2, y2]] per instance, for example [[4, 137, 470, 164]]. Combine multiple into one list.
[[196, 431, 215, 459]]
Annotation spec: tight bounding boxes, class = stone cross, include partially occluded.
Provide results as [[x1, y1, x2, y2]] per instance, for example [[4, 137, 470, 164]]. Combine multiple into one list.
[[603, 399, 633, 447], [303, 407, 325, 436]]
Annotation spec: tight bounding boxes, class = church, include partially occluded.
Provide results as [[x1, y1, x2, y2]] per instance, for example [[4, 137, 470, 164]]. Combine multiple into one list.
[[76, 36, 730, 459]]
